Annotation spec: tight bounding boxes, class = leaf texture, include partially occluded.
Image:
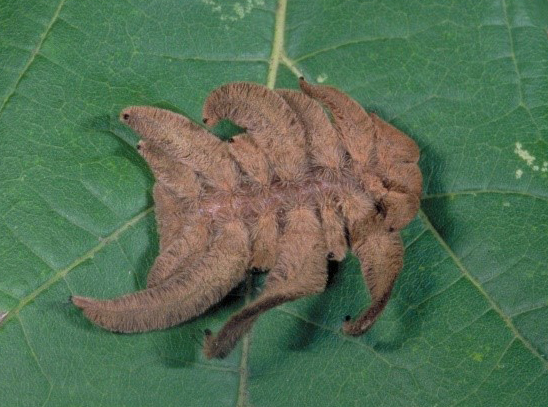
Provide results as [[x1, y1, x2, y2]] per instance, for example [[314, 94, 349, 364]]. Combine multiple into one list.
[[1, 0, 547, 405]]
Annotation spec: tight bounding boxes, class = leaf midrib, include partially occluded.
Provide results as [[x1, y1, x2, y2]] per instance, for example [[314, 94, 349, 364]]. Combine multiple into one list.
[[235, 1, 289, 404]]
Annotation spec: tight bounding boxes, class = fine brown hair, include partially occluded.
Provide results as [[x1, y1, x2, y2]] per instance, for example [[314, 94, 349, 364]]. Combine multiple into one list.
[[72, 78, 422, 359]]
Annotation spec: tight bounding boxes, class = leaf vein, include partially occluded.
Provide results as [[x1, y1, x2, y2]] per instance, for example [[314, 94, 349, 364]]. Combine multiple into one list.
[[0, 206, 154, 328], [0, 0, 67, 121], [266, 0, 287, 89], [422, 190, 548, 203], [449, 337, 516, 407], [418, 210, 548, 367], [18, 315, 53, 406], [276, 307, 394, 368], [293, 36, 407, 63]]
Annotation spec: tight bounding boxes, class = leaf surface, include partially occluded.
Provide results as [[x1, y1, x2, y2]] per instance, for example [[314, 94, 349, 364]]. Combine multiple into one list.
[[1, 0, 547, 405]]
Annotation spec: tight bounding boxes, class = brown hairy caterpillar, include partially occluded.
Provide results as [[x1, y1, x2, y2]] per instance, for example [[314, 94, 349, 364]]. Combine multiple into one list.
[[72, 78, 422, 359]]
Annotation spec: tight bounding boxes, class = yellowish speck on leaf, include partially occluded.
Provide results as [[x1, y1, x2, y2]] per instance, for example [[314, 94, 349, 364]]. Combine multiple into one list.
[[316, 73, 328, 83], [234, 3, 245, 18], [203, 0, 264, 21], [513, 142, 548, 177], [470, 352, 484, 362], [514, 142, 536, 167]]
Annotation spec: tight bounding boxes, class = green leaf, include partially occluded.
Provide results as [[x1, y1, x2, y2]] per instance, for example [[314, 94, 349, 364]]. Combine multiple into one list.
[[1, 0, 547, 405]]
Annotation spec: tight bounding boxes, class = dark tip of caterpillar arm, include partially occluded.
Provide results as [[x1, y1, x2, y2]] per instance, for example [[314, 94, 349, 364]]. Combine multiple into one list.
[[202, 118, 208, 124], [344, 315, 351, 322], [120, 109, 132, 123], [204, 328, 212, 336]]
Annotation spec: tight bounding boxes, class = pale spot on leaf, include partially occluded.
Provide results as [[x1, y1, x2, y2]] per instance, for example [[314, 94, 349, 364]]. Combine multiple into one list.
[[514, 142, 536, 167], [470, 352, 484, 362], [316, 73, 328, 83], [514, 143, 547, 177], [203, 0, 264, 21], [234, 3, 245, 19], [202, 0, 221, 12]]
